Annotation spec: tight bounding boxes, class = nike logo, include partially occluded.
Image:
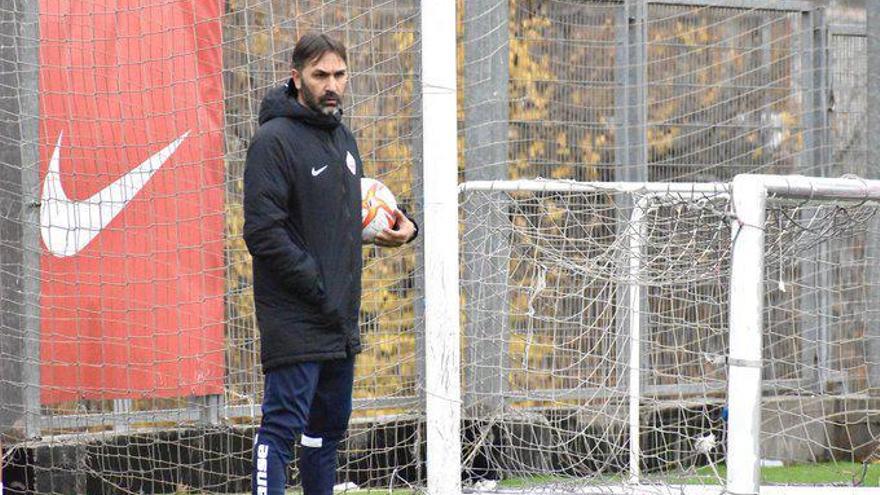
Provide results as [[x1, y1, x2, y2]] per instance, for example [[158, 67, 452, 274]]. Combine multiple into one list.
[[311, 165, 328, 177], [40, 131, 189, 257]]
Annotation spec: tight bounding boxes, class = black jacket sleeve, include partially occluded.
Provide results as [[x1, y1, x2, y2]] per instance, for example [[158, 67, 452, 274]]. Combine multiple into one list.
[[243, 133, 326, 306]]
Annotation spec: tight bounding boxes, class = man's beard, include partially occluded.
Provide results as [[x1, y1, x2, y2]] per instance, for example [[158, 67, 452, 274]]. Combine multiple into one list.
[[301, 83, 340, 116]]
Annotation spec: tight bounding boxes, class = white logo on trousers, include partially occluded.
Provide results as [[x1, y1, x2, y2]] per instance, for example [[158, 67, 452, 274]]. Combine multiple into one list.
[[256, 443, 269, 495]]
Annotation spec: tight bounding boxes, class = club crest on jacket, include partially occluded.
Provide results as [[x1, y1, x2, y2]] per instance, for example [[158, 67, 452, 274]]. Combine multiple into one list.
[[346, 151, 357, 175]]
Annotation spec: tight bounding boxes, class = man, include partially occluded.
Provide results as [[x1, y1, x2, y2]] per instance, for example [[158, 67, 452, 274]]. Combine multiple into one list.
[[243, 33, 416, 495]]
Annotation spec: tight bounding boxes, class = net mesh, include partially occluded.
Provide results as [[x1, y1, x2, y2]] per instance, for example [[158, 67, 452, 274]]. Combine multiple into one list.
[[2, 0, 424, 493], [461, 1, 868, 185], [222, 3, 424, 491], [0, 0, 877, 494], [459, 186, 880, 491]]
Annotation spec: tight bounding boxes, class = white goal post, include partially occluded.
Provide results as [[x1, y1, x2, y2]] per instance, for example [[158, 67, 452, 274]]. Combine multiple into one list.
[[422, 175, 880, 495], [726, 174, 880, 495]]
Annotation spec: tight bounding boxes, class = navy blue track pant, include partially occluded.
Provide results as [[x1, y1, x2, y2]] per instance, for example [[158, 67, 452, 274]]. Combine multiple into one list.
[[252, 356, 355, 495]]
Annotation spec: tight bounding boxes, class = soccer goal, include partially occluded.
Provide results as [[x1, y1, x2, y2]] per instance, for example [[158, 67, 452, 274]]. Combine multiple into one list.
[[421, 175, 880, 495]]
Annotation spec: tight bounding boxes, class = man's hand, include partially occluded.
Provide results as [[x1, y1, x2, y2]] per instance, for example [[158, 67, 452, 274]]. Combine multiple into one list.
[[373, 209, 416, 248]]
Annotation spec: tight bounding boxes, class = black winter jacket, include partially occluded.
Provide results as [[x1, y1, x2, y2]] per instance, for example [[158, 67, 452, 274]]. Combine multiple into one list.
[[243, 81, 363, 371]]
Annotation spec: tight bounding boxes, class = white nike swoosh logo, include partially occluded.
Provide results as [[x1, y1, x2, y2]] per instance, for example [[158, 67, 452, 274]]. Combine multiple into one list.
[[40, 131, 189, 257], [311, 165, 328, 177]]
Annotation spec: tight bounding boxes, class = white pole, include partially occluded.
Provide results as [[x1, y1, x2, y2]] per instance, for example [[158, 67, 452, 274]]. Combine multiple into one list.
[[460, 179, 728, 195], [420, 1, 461, 495], [628, 200, 647, 482], [726, 175, 766, 495]]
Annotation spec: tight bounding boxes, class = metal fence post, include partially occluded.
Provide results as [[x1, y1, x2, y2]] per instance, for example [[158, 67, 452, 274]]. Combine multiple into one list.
[[615, 0, 649, 478], [0, 0, 41, 442], [866, 0, 880, 396], [462, 0, 510, 418], [799, 7, 832, 394], [113, 399, 131, 433], [188, 395, 223, 426], [411, 3, 427, 475], [617, 1, 648, 186]]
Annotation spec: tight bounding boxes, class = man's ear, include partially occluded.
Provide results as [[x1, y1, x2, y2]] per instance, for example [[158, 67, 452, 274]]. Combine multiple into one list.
[[291, 68, 302, 90]]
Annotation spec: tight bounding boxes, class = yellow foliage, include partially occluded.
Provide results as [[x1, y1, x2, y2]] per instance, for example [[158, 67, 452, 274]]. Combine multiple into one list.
[[551, 165, 572, 179], [250, 31, 270, 57], [752, 147, 764, 160], [528, 140, 545, 158], [699, 86, 719, 107], [649, 126, 680, 158], [394, 31, 416, 53], [555, 132, 569, 159]]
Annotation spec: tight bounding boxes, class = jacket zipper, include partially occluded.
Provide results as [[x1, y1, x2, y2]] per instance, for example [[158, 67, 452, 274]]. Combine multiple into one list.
[[328, 129, 357, 355]]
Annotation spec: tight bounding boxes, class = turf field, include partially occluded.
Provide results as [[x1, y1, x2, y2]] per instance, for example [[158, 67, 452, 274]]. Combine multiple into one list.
[[225, 461, 879, 494]]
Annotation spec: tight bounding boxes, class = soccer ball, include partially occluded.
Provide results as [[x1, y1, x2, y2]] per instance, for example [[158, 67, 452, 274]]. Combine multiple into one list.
[[361, 177, 398, 242]]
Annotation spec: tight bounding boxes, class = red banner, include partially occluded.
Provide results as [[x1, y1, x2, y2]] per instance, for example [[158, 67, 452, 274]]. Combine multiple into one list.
[[39, 0, 225, 403]]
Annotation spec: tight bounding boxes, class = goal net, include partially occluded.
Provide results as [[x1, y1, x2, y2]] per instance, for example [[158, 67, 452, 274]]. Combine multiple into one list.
[[457, 178, 880, 494]]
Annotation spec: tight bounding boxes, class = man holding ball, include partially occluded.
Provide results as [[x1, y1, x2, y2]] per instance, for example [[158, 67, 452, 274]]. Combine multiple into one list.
[[243, 33, 416, 495]]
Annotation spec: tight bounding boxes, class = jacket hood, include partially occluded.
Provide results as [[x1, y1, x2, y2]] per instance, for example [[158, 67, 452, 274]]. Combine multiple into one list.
[[258, 79, 343, 130]]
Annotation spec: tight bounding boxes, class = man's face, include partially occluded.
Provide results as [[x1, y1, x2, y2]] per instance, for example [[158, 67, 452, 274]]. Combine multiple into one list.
[[292, 51, 348, 116]]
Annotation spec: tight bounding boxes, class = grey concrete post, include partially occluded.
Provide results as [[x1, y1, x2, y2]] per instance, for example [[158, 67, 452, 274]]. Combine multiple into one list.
[[0, 0, 41, 442], [462, 0, 510, 417]]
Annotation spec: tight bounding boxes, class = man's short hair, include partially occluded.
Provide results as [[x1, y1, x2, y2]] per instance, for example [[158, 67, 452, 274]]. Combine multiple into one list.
[[292, 33, 348, 70]]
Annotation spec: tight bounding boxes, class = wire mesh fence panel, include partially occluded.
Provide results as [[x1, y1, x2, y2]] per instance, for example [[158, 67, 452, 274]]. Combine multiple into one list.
[[1, 1, 877, 495], [645, 5, 808, 181], [222, 1, 424, 491], [460, 1, 869, 187], [2, 0, 424, 493], [829, 31, 867, 177], [502, 0, 619, 182]]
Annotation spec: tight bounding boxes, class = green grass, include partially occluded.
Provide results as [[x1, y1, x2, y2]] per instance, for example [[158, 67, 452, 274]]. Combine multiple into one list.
[[496, 461, 880, 488], [228, 490, 414, 495], [226, 488, 416, 495], [281, 490, 415, 495], [224, 462, 880, 494], [497, 474, 571, 489], [687, 461, 880, 486]]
